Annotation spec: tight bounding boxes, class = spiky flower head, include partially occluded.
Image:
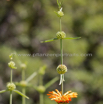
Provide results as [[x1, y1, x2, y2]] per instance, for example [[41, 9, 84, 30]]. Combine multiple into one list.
[[57, 64, 67, 74], [47, 89, 78, 103], [58, 8, 64, 17], [7, 82, 16, 91], [56, 31, 66, 39], [8, 61, 17, 69]]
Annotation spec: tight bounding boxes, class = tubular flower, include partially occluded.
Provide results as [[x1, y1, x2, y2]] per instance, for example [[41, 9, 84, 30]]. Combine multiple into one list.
[[47, 89, 78, 103]]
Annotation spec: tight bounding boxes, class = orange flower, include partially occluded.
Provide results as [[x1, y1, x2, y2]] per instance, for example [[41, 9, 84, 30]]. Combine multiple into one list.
[[47, 89, 78, 103]]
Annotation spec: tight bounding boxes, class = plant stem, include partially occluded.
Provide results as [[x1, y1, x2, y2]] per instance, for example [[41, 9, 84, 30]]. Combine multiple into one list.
[[10, 69, 13, 83], [60, 17, 63, 95], [22, 88, 26, 104], [39, 75, 43, 104], [22, 70, 26, 104], [60, 17, 62, 31], [10, 91, 12, 104], [22, 70, 25, 81], [40, 93, 43, 104], [60, 39, 63, 64], [10, 69, 13, 104], [39, 75, 43, 85]]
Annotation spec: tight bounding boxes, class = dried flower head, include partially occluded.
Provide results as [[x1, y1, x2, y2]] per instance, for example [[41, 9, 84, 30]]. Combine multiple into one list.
[[47, 89, 78, 103]]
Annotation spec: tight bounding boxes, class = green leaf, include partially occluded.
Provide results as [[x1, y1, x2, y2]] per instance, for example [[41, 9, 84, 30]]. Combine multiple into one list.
[[26, 72, 37, 83], [64, 37, 81, 40], [41, 38, 58, 43], [44, 77, 59, 89], [0, 90, 7, 93], [13, 90, 29, 99]]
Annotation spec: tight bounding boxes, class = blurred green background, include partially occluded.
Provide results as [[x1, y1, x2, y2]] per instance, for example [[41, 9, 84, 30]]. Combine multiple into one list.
[[0, 0, 103, 104]]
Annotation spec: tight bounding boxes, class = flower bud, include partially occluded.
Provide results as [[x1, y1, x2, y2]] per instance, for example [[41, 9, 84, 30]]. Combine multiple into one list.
[[20, 81, 27, 87], [58, 8, 64, 17], [36, 86, 46, 93], [56, 64, 67, 74], [8, 61, 17, 69], [20, 64, 26, 70], [9, 54, 13, 60], [38, 65, 47, 75], [56, 31, 66, 39], [7, 83, 16, 91]]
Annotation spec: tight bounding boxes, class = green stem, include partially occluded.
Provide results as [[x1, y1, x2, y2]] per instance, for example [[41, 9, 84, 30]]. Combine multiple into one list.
[[22, 70, 26, 104], [40, 93, 43, 104], [60, 39, 63, 64], [10, 91, 12, 104], [60, 17, 62, 31], [22, 88, 26, 104], [60, 16, 63, 95], [10, 69, 13, 104], [61, 75, 63, 95], [39, 75, 43, 85], [10, 69, 13, 83], [22, 70, 25, 81]]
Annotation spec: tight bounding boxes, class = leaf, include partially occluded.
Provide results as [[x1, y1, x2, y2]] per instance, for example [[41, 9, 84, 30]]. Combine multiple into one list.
[[44, 77, 59, 89], [13, 90, 29, 99], [41, 38, 58, 43], [0, 90, 7, 93], [26, 72, 37, 83], [64, 37, 81, 40]]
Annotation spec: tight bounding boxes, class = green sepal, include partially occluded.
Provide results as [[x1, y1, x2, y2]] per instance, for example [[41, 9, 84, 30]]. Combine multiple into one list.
[[0, 90, 7, 93], [64, 37, 81, 40], [13, 90, 29, 99], [41, 38, 58, 43], [44, 77, 59, 89]]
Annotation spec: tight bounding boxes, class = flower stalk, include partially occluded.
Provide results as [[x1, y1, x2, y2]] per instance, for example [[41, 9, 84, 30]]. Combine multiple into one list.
[[22, 69, 26, 104], [46, 0, 79, 103]]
